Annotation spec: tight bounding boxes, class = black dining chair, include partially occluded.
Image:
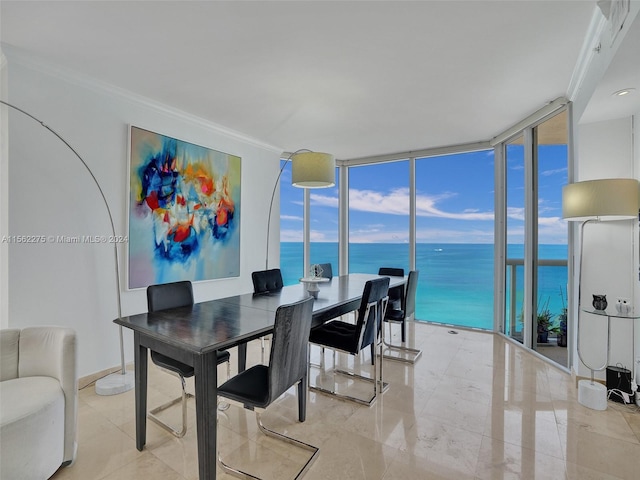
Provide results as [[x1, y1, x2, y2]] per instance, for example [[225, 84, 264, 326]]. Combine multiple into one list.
[[308, 276, 390, 406], [382, 270, 422, 364], [378, 267, 405, 311], [146, 281, 231, 437], [251, 268, 284, 363], [252, 268, 284, 293], [216, 296, 319, 480]]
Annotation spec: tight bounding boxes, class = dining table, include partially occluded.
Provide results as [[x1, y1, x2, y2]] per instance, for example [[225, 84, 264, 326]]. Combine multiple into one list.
[[114, 273, 405, 480]]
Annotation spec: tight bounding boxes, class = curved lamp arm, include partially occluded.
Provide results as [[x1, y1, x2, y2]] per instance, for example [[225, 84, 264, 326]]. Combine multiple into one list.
[[1, 100, 128, 379], [264, 148, 311, 269]]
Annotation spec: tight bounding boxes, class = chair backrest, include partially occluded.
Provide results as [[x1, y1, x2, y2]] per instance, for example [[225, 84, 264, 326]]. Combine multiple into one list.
[[403, 270, 419, 318], [355, 277, 390, 351], [379, 267, 404, 304], [378, 267, 404, 277], [316, 263, 333, 279], [252, 269, 284, 293], [147, 281, 194, 312], [267, 296, 315, 403]]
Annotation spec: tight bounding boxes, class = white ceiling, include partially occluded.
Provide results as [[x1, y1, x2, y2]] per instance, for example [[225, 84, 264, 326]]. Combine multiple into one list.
[[2, 1, 634, 160]]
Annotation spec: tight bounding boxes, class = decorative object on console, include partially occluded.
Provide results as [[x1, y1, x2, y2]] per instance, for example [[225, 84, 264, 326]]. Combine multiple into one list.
[[592, 294, 608, 311], [562, 177, 640, 410], [615, 298, 632, 315], [299, 264, 330, 299], [265, 150, 335, 270], [0, 100, 133, 396], [310, 263, 324, 278]]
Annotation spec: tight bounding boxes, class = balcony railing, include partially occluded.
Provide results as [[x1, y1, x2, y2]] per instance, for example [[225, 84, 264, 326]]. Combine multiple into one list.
[[505, 258, 568, 338]]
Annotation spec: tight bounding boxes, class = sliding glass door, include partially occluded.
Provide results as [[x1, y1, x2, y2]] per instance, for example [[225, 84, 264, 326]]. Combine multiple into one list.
[[501, 109, 569, 367], [534, 111, 568, 367], [505, 135, 525, 343]]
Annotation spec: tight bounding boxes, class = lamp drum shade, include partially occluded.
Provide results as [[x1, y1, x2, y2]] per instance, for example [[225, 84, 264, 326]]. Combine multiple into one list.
[[291, 152, 335, 188], [562, 178, 639, 221]]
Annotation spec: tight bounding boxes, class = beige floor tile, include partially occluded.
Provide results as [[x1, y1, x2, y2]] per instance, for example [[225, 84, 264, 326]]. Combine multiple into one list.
[[475, 435, 567, 480], [303, 429, 398, 480], [560, 424, 640, 479], [483, 406, 564, 460], [383, 450, 476, 480], [400, 414, 483, 476], [100, 452, 183, 480], [56, 322, 640, 480], [50, 424, 144, 480]]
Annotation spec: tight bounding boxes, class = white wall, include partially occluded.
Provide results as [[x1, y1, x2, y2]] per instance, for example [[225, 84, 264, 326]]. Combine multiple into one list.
[[569, 2, 640, 382], [3, 51, 282, 378], [1, 51, 8, 329], [575, 117, 636, 379], [635, 112, 640, 385]]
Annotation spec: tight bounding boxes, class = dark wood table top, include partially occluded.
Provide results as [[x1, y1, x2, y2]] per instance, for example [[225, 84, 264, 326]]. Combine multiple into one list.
[[115, 273, 405, 354]]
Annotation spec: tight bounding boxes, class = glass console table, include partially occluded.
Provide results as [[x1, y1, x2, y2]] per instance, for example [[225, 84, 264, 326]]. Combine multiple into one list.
[[578, 308, 638, 410]]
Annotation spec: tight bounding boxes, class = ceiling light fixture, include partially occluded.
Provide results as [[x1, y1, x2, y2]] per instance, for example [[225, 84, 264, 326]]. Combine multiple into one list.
[[612, 88, 636, 97]]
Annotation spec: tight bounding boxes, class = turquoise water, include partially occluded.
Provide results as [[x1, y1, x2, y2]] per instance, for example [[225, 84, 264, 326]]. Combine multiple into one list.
[[280, 242, 567, 330]]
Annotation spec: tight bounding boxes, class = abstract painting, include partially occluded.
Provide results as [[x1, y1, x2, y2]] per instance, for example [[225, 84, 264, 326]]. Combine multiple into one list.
[[128, 126, 241, 289]]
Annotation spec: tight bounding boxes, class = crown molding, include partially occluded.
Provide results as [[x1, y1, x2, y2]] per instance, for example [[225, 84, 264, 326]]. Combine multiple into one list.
[[1, 44, 282, 154], [566, 7, 608, 102]]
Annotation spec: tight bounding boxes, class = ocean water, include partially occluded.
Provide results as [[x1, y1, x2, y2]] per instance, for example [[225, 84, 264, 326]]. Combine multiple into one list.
[[280, 242, 568, 330]]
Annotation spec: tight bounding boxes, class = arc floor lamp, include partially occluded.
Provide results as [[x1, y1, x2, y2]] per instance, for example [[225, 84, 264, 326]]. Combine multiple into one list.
[[1, 100, 134, 396], [265, 149, 335, 269], [562, 177, 639, 410]]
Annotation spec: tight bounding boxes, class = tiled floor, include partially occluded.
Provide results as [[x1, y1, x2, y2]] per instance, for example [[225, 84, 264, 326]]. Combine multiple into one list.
[[51, 322, 640, 480]]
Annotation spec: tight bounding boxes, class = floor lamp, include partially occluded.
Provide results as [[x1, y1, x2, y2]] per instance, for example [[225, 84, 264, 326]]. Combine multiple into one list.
[[1, 100, 134, 396], [259, 149, 334, 362], [562, 178, 639, 410], [265, 149, 335, 269]]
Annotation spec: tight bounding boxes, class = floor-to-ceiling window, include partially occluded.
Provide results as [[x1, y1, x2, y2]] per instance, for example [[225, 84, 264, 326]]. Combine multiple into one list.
[[279, 159, 304, 285], [500, 106, 569, 368], [348, 161, 410, 273], [415, 150, 495, 328], [505, 135, 525, 342], [277, 102, 569, 359], [309, 172, 339, 273], [280, 163, 340, 284], [534, 111, 569, 367]]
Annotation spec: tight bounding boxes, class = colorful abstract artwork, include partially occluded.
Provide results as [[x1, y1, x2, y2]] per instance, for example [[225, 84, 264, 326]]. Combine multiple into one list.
[[128, 126, 241, 289]]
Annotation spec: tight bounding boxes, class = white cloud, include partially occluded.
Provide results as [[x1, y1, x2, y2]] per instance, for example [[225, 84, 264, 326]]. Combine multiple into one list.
[[541, 167, 567, 176], [346, 187, 495, 221], [281, 229, 303, 242], [309, 193, 338, 208], [507, 206, 525, 221], [281, 214, 303, 221]]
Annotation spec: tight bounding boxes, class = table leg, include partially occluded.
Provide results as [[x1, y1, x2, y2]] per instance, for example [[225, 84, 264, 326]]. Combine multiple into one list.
[[237, 342, 247, 372], [194, 351, 218, 480], [134, 332, 148, 451]]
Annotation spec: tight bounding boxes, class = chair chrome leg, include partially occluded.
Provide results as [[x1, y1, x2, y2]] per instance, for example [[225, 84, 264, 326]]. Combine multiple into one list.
[[381, 321, 422, 364], [217, 408, 319, 479], [148, 374, 192, 438], [310, 345, 388, 406]]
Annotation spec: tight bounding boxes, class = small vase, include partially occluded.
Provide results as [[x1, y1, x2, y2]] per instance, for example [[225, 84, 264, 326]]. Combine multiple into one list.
[[592, 294, 607, 311]]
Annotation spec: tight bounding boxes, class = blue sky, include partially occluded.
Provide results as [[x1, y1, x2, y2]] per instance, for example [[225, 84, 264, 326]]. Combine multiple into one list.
[[280, 146, 568, 244]]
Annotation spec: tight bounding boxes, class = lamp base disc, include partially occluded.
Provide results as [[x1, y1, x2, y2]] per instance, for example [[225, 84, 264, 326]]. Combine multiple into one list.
[[95, 371, 135, 396], [578, 379, 607, 410]]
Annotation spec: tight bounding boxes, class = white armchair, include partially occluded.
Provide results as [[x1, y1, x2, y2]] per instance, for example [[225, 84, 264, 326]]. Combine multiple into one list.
[[0, 326, 77, 479]]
